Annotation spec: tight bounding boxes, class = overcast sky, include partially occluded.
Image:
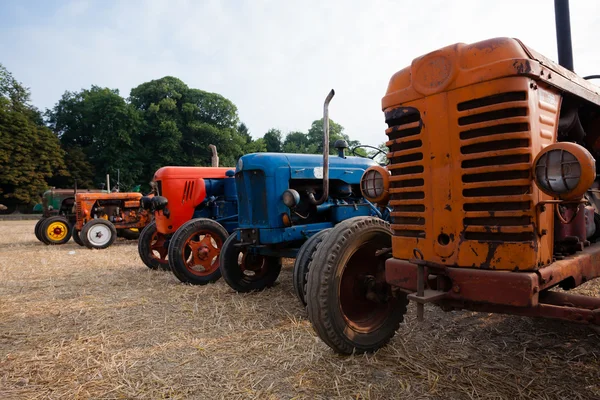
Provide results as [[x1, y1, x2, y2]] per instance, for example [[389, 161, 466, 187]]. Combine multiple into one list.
[[1, 0, 599, 146]]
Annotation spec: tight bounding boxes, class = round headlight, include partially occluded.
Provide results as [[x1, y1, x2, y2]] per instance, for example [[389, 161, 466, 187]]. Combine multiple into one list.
[[282, 189, 300, 208], [533, 142, 595, 200], [360, 166, 390, 204]]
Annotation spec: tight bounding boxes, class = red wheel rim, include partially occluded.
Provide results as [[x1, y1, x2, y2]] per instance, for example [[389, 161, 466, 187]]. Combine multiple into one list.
[[239, 252, 268, 279], [181, 230, 223, 276], [338, 238, 394, 333], [150, 232, 168, 264]]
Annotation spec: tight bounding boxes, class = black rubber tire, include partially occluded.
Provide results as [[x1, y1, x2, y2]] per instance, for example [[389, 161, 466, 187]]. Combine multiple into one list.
[[34, 217, 46, 243], [118, 228, 141, 240], [138, 221, 170, 270], [306, 216, 408, 355], [40, 216, 72, 245], [220, 234, 282, 292], [73, 229, 85, 246], [168, 218, 229, 285], [80, 219, 117, 249], [293, 229, 331, 306]]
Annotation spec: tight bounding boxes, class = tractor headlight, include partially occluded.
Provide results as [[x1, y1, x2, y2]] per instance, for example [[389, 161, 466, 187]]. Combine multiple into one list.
[[533, 142, 596, 200], [282, 189, 300, 208], [360, 166, 390, 204]]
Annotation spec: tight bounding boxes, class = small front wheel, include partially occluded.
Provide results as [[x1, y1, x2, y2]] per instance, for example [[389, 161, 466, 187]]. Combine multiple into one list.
[[168, 219, 229, 285], [293, 229, 330, 306], [306, 216, 408, 355], [220, 234, 282, 292], [34, 217, 46, 243], [138, 221, 170, 270], [40, 216, 72, 245], [80, 219, 117, 249], [72, 230, 85, 246]]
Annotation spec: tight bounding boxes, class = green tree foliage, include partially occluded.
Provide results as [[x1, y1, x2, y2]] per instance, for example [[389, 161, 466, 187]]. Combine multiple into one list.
[[47, 86, 143, 189], [0, 64, 68, 207], [129, 77, 258, 170], [263, 128, 282, 152]]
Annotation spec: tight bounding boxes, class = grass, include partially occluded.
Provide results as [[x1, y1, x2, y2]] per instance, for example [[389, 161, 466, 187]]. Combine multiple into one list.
[[0, 220, 599, 399]]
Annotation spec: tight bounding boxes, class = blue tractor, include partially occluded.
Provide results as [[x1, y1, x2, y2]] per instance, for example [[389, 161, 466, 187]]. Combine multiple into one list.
[[219, 90, 390, 301]]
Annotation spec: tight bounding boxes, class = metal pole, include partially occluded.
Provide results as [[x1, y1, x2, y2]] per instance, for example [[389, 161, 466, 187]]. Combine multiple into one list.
[[554, 0, 574, 71], [106, 174, 110, 192]]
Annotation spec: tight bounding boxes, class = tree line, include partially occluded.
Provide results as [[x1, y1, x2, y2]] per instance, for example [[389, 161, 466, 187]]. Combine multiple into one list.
[[0, 63, 374, 211]]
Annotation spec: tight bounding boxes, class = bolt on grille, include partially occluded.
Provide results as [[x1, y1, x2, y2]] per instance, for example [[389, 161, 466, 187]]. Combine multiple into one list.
[[457, 91, 534, 242], [385, 107, 426, 238]]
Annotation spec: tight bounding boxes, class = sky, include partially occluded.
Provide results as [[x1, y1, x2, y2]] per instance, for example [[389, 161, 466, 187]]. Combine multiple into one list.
[[1, 0, 599, 147]]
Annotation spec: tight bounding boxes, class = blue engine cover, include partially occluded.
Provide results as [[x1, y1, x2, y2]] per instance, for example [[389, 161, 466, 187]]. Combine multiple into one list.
[[234, 152, 380, 251]]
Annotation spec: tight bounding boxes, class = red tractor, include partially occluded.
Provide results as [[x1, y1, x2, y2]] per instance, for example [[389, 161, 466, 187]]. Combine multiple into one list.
[[138, 166, 238, 285]]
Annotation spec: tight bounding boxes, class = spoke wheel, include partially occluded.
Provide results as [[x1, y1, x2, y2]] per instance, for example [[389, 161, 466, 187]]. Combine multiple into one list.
[[40, 216, 72, 245], [293, 229, 331, 306], [80, 219, 117, 249], [138, 222, 170, 270], [306, 216, 408, 354], [168, 219, 229, 285], [220, 234, 282, 292]]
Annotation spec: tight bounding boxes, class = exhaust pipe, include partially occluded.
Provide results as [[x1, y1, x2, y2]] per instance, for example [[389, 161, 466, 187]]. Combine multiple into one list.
[[106, 174, 110, 192], [209, 144, 219, 167], [554, 0, 574, 71], [308, 89, 335, 205]]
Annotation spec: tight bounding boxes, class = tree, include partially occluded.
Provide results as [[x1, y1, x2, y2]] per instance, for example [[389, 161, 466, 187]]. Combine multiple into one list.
[[129, 77, 251, 171], [307, 118, 361, 154], [283, 131, 313, 154], [0, 64, 68, 208], [263, 128, 282, 152], [46, 86, 143, 189]]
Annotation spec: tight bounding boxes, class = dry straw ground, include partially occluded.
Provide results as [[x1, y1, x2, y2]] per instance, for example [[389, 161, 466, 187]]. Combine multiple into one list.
[[1, 220, 599, 399]]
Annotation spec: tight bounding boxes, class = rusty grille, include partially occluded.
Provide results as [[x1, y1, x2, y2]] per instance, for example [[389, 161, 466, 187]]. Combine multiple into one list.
[[458, 91, 534, 242], [182, 180, 195, 203], [76, 200, 82, 219], [385, 107, 426, 238]]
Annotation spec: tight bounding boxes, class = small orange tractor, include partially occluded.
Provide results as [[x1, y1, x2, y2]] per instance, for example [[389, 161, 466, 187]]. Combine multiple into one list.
[[305, 0, 600, 354], [74, 191, 152, 249]]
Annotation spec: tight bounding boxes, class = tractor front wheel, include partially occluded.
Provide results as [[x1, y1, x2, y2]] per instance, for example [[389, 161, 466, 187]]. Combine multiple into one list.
[[138, 221, 170, 270], [306, 216, 408, 355], [72, 229, 85, 246], [168, 219, 229, 285], [220, 234, 282, 292], [293, 229, 331, 306], [34, 217, 46, 243], [40, 216, 72, 245], [81, 219, 117, 249]]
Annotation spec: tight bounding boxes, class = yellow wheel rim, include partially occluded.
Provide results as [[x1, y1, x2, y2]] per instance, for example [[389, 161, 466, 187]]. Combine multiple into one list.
[[130, 228, 139, 232], [46, 221, 68, 242]]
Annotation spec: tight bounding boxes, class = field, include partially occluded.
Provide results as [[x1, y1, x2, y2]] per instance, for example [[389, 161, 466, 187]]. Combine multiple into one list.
[[1, 220, 599, 399]]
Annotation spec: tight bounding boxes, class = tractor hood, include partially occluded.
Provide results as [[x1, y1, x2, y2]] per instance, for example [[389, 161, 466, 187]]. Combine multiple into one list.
[[236, 153, 377, 185]]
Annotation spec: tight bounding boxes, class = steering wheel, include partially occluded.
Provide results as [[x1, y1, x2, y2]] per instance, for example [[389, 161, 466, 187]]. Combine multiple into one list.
[[350, 145, 387, 161]]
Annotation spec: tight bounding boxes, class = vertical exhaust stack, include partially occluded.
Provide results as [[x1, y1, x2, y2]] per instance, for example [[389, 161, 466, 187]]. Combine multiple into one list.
[[308, 89, 335, 205], [209, 144, 219, 167], [554, 0, 574, 71], [106, 174, 110, 192]]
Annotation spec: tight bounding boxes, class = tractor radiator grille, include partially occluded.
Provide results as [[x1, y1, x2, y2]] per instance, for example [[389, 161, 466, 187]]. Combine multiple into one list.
[[385, 107, 426, 239], [457, 91, 534, 242]]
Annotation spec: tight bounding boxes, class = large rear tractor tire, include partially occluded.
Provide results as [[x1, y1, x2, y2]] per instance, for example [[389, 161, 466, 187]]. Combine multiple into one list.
[[81, 219, 117, 249], [306, 216, 408, 355], [168, 219, 229, 285], [40, 216, 72, 245], [138, 221, 170, 270], [220, 234, 282, 292], [293, 229, 331, 306], [34, 217, 46, 243]]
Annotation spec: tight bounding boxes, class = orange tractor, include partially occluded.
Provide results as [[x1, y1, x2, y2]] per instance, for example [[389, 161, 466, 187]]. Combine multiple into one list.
[[74, 191, 152, 249], [138, 165, 238, 285], [305, 0, 600, 354]]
